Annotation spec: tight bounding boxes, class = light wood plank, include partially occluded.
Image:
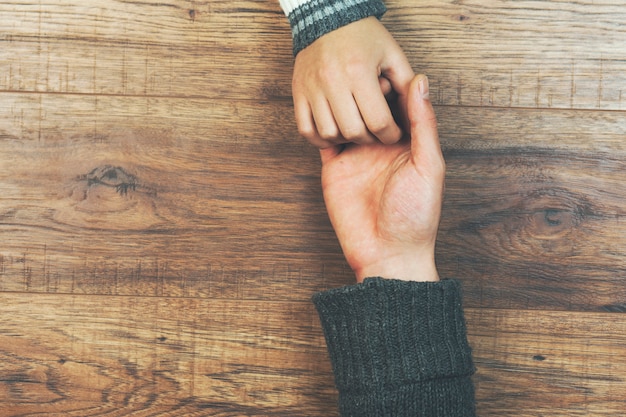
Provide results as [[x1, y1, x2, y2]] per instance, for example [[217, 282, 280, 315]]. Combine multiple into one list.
[[0, 0, 293, 100], [5, 294, 626, 416], [389, 0, 626, 110], [0, 94, 352, 300], [1, 95, 624, 311], [468, 307, 626, 416], [0, 293, 338, 416], [438, 106, 626, 311], [2, 0, 626, 110]]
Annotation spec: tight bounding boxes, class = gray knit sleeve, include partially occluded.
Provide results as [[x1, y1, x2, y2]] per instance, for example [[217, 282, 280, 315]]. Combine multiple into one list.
[[312, 278, 476, 417], [281, 0, 387, 56]]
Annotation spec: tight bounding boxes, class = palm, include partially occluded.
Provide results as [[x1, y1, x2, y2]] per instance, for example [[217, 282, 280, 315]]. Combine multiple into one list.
[[322, 141, 442, 277], [319, 75, 444, 282]]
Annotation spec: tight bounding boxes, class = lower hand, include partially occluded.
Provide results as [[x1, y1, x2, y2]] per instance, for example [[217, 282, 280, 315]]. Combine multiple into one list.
[[320, 75, 444, 283]]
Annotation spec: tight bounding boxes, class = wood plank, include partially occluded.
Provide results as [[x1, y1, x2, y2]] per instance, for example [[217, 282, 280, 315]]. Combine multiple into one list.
[[437, 105, 626, 312], [2, 0, 625, 110], [467, 307, 626, 416], [437, 106, 626, 152], [389, 0, 626, 110], [0, 93, 350, 300], [4, 294, 626, 416], [0, 293, 338, 416], [0, 0, 293, 99], [1, 95, 624, 310]]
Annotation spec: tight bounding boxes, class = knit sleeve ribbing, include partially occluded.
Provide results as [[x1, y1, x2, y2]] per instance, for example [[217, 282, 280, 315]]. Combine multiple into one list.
[[312, 278, 476, 417], [279, 0, 386, 55]]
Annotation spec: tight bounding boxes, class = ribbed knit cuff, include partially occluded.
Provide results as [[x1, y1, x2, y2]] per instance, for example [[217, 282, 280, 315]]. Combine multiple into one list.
[[283, 0, 387, 56], [312, 278, 476, 417]]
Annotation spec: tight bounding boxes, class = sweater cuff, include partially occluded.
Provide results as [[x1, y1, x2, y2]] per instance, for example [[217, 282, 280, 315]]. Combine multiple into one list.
[[312, 278, 476, 417], [281, 0, 387, 56]]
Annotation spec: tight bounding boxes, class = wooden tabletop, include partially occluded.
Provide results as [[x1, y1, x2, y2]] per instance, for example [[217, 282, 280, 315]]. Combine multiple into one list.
[[1, 0, 625, 415]]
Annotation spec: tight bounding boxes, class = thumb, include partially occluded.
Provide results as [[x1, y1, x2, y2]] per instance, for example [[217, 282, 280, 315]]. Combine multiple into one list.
[[408, 75, 444, 169]]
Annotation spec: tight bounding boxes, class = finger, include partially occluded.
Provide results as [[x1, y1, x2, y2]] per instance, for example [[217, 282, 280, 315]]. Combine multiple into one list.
[[296, 95, 347, 148], [379, 76, 393, 97], [294, 98, 343, 148], [408, 74, 444, 170], [294, 96, 319, 141], [353, 77, 403, 145], [308, 133, 342, 149], [327, 93, 379, 145], [310, 97, 342, 142], [382, 49, 415, 134]]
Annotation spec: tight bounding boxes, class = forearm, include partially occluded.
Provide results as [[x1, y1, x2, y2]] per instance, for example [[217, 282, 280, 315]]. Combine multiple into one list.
[[279, 0, 387, 55], [313, 278, 476, 417]]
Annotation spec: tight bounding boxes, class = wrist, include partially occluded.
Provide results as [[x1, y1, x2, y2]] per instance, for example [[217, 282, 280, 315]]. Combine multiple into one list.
[[354, 251, 440, 283]]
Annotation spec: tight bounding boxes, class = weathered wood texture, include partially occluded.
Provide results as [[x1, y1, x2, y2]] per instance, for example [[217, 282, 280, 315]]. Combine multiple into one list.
[[469, 308, 626, 416], [0, 293, 336, 416], [1, 0, 625, 415]]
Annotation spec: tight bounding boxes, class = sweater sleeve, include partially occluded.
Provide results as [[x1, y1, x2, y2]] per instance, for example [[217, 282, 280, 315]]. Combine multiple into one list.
[[312, 278, 476, 417], [279, 0, 387, 55]]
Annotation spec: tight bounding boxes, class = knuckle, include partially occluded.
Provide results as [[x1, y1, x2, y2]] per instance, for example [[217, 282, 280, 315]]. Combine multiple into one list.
[[341, 125, 367, 142], [317, 126, 339, 141], [367, 116, 393, 135], [432, 157, 446, 176], [297, 123, 316, 139], [428, 115, 439, 129], [316, 57, 364, 85]]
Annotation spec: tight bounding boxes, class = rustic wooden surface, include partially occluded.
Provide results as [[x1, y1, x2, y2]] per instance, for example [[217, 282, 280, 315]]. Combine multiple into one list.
[[0, 0, 625, 415]]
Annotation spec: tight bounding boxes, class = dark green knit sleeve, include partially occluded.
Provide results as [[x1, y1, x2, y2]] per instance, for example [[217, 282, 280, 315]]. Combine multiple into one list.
[[312, 278, 476, 417]]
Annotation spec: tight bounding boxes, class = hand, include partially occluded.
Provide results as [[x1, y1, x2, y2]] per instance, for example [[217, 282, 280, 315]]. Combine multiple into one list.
[[292, 17, 414, 148], [320, 75, 444, 283]]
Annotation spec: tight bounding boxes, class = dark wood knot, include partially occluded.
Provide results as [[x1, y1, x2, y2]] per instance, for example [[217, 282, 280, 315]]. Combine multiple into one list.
[[523, 188, 590, 240], [81, 165, 138, 196]]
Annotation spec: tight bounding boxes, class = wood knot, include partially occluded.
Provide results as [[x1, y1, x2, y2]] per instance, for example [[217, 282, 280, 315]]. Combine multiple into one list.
[[82, 166, 138, 196], [523, 189, 588, 240], [502, 188, 594, 257], [53, 165, 161, 230], [460, 186, 595, 259]]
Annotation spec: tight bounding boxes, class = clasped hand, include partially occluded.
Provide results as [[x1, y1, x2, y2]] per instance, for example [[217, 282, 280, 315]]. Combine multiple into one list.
[[292, 17, 415, 148]]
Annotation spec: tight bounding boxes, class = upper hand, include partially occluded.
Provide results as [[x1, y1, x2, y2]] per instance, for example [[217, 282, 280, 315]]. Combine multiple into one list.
[[320, 75, 444, 283], [292, 17, 414, 148]]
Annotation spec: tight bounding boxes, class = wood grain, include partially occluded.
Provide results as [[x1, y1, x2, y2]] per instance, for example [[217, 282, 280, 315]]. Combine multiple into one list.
[[468, 308, 626, 416], [0, 94, 351, 301], [389, 0, 626, 110], [4, 295, 626, 416], [2, 98, 624, 309], [1, 0, 626, 415], [0, 293, 337, 416], [3, 0, 626, 109], [436, 105, 626, 311]]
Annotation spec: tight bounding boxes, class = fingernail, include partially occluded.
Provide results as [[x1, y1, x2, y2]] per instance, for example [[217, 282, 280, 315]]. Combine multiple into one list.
[[418, 75, 430, 100]]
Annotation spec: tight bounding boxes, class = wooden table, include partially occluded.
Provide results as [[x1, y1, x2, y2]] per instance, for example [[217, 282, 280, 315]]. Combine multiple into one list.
[[1, 0, 625, 415]]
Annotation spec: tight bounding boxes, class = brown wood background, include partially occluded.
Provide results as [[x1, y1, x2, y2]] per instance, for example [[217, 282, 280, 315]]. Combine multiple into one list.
[[0, 0, 625, 415]]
